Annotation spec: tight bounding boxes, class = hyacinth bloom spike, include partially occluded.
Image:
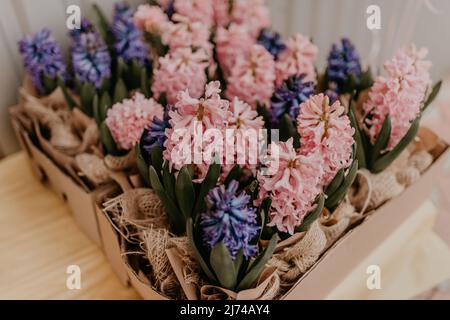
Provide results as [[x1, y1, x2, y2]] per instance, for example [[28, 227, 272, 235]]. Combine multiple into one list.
[[275, 33, 318, 86], [225, 44, 276, 108], [71, 23, 112, 89], [18, 28, 67, 95], [106, 93, 164, 151], [297, 93, 355, 186], [257, 29, 286, 60], [271, 74, 315, 124], [142, 107, 172, 158], [200, 180, 260, 260], [363, 44, 431, 151], [113, 2, 150, 65], [257, 138, 324, 235], [326, 38, 362, 94]]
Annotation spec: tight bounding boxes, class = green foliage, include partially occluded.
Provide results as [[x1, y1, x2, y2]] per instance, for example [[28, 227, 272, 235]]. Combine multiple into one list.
[[187, 217, 279, 292]]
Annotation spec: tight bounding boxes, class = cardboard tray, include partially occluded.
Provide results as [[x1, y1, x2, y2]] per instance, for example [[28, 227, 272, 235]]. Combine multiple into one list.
[[282, 147, 450, 299], [10, 110, 112, 248], [95, 139, 450, 300]]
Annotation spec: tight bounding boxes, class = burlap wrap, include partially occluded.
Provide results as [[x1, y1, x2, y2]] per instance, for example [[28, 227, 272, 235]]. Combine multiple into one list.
[[141, 228, 184, 299], [350, 149, 434, 212], [199, 268, 280, 300], [268, 221, 327, 288], [319, 200, 362, 250], [18, 81, 141, 190], [103, 188, 168, 243]]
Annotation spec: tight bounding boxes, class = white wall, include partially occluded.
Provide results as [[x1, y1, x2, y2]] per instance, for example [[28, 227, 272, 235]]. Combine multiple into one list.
[[0, 0, 449, 156]]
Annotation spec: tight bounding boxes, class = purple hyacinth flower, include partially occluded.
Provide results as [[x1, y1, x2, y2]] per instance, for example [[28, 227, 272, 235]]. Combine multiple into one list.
[[18, 28, 67, 95], [165, 0, 175, 19], [71, 27, 112, 89], [112, 2, 150, 65], [271, 74, 315, 124], [69, 18, 94, 42], [200, 180, 260, 260], [142, 107, 172, 157], [327, 38, 362, 93], [257, 29, 286, 60]]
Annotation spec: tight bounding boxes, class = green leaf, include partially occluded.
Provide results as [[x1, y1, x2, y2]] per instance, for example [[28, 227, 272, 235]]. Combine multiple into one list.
[[210, 243, 237, 290], [186, 219, 217, 281], [296, 194, 325, 233], [256, 102, 271, 130], [162, 162, 176, 202], [325, 160, 358, 211], [42, 75, 56, 94], [325, 168, 344, 196], [372, 118, 420, 173], [371, 115, 391, 165], [158, 92, 168, 106], [113, 78, 128, 104], [358, 68, 374, 91], [136, 143, 150, 187], [348, 98, 367, 168], [140, 68, 151, 98], [81, 82, 96, 117], [100, 121, 118, 155], [99, 77, 111, 94], [92, 4, 114, 47], [175, 167, 196, 219], [279, 114, 300, 148], [116, 58, 128, 79], [93, 94, 100, 125], [58, 77, 77, 109], [237, 233, 279, 291], [150, 146, 163, 174], [99, 91, 112, 122], [234, 249, 245, 278], [150, 166, 184, 234], [193, 163, 221, 217], [422, 80, 442, 112], [224, 165, 241, 186]]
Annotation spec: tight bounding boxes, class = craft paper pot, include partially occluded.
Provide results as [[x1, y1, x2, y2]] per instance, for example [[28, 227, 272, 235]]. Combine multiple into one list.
[[124, 257, 168, 300], [96, 201, 129, 287], [281, 147, 450, 300], [10, 106, 108, 248]]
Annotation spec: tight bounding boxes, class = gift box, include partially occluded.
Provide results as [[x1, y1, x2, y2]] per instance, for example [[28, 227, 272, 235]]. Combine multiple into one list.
[[10, 104, 110, 247], [96, 187, 129, 287], [98, 129, 449, 300]]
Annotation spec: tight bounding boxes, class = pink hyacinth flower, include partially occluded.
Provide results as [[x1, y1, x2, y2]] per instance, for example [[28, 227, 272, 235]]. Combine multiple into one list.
[[225, 44, 276, 108], [275, 33, 318, 86], [363, 44, 432, 149], [152, 47, 209, 105], [297, 94, 355, 186], [106, 93, 164, 151], [174, 0, 214, 27], [164, 81, 232, 180], [162, 14, 213, 58], [267, 191, 317, 235], [256, 138, 324, 234], [216, 24, 255, 77], [134, 4, 169, 34], [230, 0, 271, 38], [212, 0, 231, 27], [226, 97, 265, 174]]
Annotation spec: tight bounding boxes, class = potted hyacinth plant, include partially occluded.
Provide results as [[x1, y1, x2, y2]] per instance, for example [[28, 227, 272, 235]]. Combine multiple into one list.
[[18, 28, 68, 97], [349, 44, 442, 173], [59, 2, 153, 157]]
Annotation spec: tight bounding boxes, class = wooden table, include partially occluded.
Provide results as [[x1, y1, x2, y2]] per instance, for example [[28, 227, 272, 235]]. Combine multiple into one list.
[[0, 152, 139, 299], [1, 152, 449, 300]]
